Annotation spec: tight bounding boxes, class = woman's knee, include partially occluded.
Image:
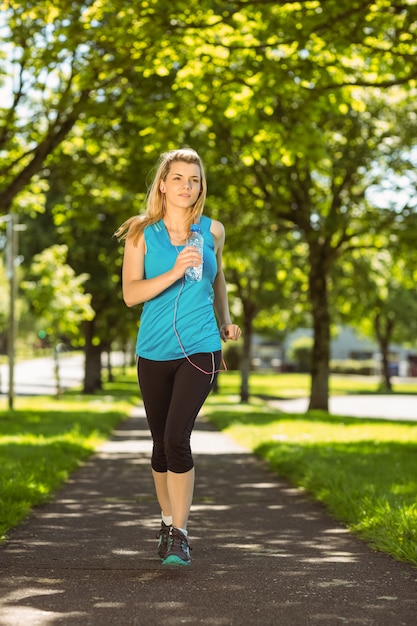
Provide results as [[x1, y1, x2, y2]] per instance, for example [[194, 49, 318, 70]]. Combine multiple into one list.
[[151, 441, 168, 473], [151, 436, 192, 473], [164, 433, 193, 473]]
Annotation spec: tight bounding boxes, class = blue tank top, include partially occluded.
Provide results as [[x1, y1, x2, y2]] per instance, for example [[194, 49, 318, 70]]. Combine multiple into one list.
[[136, 215, 222, 360]]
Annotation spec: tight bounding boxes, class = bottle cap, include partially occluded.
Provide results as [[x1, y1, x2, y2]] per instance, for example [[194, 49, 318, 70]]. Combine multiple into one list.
[[190, 224, 200, 232]]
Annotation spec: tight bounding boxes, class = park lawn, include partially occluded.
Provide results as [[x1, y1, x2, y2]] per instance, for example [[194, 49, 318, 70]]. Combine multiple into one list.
[[216, 370, 417, 397], [1, 369, 417, 566], [204, 383, 417, 566], [0, 391, 136, 542]]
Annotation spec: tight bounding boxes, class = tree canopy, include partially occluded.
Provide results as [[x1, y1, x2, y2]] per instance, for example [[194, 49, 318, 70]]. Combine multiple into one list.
[[1, 0, 417, 403]]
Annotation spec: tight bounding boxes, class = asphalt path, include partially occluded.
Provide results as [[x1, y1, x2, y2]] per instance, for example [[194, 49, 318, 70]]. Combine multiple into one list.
[[0, 352, 125, 397], [268, 394, 417, 421], [0, 359, 416, 624], [0, 407, 416, 625]]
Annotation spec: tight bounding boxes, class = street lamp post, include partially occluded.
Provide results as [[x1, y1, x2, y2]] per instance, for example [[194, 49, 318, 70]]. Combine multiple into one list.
[[1, 213, 25, 410]]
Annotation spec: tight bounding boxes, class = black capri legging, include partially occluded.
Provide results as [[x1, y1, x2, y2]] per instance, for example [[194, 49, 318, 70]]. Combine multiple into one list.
[[137, 351, 222, 474]]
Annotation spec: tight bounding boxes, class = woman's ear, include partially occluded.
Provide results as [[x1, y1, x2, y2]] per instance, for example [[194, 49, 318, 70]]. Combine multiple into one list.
[[160, 182, 165, 193]]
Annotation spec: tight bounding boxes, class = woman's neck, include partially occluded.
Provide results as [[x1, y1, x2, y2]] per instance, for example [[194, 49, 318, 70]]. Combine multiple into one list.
[[163, 206, 190, 227], [163, 214, 189, 245]]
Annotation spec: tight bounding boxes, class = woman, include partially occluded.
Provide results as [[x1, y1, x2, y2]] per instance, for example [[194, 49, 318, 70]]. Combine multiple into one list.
[[115, 148, 241, 566]]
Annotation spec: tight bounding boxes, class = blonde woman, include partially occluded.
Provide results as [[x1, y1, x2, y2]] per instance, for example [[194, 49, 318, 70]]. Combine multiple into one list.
[[115, 148, 241, 566]]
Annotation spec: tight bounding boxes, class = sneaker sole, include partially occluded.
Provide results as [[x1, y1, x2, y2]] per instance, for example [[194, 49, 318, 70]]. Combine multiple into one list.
[[162, 554, 191, 566]]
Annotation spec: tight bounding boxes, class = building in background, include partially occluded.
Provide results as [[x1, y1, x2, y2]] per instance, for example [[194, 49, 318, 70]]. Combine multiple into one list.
[[251, 326, 417, 376]]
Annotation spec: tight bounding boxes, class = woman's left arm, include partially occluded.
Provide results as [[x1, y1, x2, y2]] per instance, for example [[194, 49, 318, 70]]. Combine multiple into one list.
[[211, 220, 242, 342]]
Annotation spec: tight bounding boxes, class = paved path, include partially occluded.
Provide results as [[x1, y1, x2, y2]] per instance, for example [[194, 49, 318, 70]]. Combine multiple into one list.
[[268, 395, 417, 421], [0, 406, 416, 625], [0, 354, 85, 396], [0, 353, 125, 397]]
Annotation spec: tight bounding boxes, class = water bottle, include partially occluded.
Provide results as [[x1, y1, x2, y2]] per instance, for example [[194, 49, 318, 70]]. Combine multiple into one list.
[[185, 224, 204, 282]]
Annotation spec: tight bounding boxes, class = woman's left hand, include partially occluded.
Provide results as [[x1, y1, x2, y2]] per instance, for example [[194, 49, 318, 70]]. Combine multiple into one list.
[[220, 323, 242, 342]]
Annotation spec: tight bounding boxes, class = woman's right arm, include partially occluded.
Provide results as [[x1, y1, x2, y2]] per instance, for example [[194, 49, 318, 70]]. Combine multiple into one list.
[[122, 234, 202, 307]]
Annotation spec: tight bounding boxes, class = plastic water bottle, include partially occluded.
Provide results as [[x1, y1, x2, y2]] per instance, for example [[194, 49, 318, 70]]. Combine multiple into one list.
[[185, 224, 204, 282]]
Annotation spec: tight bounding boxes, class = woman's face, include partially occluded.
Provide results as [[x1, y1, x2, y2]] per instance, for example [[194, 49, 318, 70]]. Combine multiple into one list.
[[160, 161, 201, 210]]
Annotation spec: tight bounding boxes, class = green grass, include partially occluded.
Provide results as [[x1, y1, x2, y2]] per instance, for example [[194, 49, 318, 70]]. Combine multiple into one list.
[[206, 371, 417, 566], [0, 385, 138, 542], [1, 368, 417, 567], [217, 370, 417, 397]]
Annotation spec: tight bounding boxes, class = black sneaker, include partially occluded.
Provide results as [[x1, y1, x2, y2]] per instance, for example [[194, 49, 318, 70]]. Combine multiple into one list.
[[162, 527, 191, 566], [156, 521, 171, 560]]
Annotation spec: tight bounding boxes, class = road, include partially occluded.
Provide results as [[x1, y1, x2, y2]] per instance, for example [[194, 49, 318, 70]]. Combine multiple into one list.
[[268, 394, 417, 421], [0, 352, 126, 397]]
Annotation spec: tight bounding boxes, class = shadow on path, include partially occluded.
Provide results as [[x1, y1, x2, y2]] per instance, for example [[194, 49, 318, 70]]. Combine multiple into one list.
[[0, 408, 416, 625]]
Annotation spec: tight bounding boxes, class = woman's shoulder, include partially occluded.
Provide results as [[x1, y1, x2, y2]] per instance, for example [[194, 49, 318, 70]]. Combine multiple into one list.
[[143, 218, 164, 237], [209, 218, 225, 239], [200, 215, 224, 233], [204, 217, 225, 252]]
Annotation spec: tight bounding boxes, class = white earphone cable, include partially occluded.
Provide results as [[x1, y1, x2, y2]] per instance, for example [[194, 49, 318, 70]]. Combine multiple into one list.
[[173, 277, 226, 376]]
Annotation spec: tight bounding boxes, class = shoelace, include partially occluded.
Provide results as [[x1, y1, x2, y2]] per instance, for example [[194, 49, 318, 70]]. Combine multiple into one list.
[[168, 528, 191, 554], [156, 525, 170, 540]]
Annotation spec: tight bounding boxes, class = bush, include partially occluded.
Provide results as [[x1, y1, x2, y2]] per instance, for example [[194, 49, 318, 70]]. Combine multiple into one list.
[[287, 336, 313, 372], [330, 359, 379, 375]]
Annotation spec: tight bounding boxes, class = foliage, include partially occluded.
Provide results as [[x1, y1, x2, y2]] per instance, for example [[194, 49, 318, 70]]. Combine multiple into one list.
[[167, 0, 417, 407], [0, 0, 189, 212], [333, 238, 417, 389], [21, 244, 94, 345], [330, 359, 378, 376], [1, 0, 417, 406], [287, 335, 313, 372]]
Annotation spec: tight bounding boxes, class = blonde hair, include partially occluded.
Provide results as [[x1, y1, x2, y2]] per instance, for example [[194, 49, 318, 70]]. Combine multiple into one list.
[[114, 148, 207, 245]]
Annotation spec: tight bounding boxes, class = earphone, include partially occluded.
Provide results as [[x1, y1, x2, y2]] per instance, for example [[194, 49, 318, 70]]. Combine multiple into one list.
[[173, 277, 227, 381]]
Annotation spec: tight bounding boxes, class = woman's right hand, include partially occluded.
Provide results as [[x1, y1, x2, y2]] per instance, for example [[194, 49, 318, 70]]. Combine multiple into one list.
[[172, 246, 203, 278], [123, 237, 203, 307]]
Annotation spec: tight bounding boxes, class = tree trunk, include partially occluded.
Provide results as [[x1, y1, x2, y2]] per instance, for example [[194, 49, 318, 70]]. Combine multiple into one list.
[[308, 245, 331, 411], [374, 313, 394, 392], [240, 313, 253, 403], [104, 348, 113, 383], [83, 319, 103, 394], [53, 345, 62, 399]]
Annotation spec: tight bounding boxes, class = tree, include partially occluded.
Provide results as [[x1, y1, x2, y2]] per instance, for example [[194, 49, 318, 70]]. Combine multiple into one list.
[[44, 148, 143, 392], [169, 0, 417, 408], [0, 0, 198, 215], [335, 233, 417, 391], [0, 0, 238, 391], [22, 244, 94, 396], [221, 210, 309, 402], [3, 0, 417, 406]]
